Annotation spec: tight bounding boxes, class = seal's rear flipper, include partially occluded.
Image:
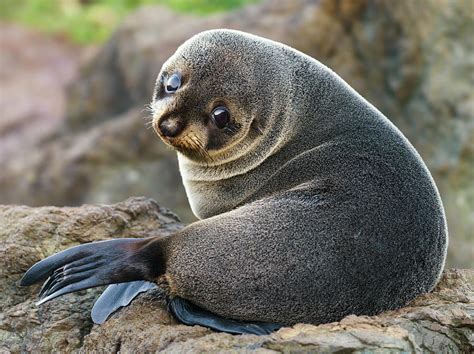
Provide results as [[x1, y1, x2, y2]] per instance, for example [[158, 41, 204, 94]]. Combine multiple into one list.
[[168, 297, 282, 335], [20, 238, 160, 305], [91, 281, 157, 324]]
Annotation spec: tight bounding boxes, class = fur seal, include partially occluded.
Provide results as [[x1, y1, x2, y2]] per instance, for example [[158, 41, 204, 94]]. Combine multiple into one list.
[[21, 29, 448, 334]]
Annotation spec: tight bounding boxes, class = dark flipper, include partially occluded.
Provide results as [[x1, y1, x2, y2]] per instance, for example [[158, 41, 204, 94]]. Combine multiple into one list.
[[20, 238, 158, 305], [168, 297, 282, 335], [91, 281, 158, 324], [21, 238, 282, 334]]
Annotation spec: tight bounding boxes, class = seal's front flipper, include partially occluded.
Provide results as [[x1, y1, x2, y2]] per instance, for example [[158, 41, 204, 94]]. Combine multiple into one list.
[[91, 281, 157, 324], [20, 238, 160, 305], [168, 297, 282, 335]]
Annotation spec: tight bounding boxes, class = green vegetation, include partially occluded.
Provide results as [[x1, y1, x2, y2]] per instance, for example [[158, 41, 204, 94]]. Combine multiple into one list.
[[0, 0, 257, 44]]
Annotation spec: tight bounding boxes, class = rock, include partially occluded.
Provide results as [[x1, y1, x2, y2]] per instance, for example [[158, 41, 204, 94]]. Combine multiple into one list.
[[0, 199, 472, 352], [0, 23, 82, 161], [0, 197, 183, 352], [0, 0, 472, 263], [0, 108, 191, 220]]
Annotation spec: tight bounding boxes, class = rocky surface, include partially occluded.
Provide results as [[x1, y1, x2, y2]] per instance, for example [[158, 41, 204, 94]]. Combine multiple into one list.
[[0, 197, 183, 352], [0, 1, 472, 262], [1, 198, 473, 353]]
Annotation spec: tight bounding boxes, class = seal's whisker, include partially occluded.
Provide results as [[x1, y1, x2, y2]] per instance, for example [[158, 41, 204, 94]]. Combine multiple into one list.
[[144, 119, 155, 131], [142, 112, 155, 127], [147, 102, 155, 110], [186, 137, 201, 158], [190, 135, 212, 163]]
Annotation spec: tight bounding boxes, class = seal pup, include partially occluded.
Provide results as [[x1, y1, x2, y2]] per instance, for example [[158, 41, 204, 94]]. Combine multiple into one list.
[[21, 29, 448, 335]]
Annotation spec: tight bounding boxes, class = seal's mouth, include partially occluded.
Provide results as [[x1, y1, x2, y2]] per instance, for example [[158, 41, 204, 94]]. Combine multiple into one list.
[[171, 136, 211, 161], [152, 118, 211, 161]]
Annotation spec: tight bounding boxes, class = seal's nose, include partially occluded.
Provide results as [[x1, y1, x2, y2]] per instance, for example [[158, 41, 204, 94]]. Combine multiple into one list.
[[158, 116, 184, 137]]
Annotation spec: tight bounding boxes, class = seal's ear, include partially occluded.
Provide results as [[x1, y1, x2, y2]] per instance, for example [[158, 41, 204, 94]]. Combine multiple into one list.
[[251, 118, 264, 136]]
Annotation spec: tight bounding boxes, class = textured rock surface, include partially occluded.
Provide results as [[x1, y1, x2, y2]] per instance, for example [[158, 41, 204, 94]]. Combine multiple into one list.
[[0, 197, 183, 352], [0, 1, 472, 262], [1, 199, 473, 353]]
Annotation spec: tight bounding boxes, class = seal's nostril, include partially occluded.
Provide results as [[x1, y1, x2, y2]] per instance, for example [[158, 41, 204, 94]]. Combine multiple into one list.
[[159, 118, 184, 138]]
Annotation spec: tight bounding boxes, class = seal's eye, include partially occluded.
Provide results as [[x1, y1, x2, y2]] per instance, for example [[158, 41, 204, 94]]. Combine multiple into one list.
[[165, 74, 181, 93], [211, 106, 230, 129]]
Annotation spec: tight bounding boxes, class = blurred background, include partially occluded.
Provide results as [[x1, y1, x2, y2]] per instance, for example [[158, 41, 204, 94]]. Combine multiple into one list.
[[0, 0, 472, 268]]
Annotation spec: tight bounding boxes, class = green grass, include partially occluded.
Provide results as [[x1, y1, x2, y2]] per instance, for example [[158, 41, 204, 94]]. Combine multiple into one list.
[[0, 0, 257, 44]]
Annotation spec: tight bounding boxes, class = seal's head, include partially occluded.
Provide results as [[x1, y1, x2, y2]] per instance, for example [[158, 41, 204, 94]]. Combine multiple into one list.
[[151, 29, 292, 166], [150, 29, 337, 218]]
